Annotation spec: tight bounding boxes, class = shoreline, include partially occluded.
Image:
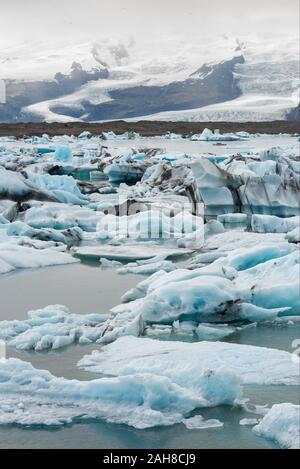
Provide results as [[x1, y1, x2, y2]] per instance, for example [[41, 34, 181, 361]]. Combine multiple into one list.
[[0, 120, 299, 137]]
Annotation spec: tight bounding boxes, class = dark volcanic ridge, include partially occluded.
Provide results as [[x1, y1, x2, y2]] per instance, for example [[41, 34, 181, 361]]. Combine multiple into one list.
[[0, 121, 299, 138]]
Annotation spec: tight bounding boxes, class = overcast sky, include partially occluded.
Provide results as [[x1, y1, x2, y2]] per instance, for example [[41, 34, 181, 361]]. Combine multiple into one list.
[[0, 0, 298, 46]]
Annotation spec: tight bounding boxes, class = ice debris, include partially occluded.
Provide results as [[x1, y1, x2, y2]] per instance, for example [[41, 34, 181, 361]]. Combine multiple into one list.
[[0, 305, 109, 350]]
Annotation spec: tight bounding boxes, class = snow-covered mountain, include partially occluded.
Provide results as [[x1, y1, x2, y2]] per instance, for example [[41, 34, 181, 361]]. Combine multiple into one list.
[[0, 35, 299, 122]]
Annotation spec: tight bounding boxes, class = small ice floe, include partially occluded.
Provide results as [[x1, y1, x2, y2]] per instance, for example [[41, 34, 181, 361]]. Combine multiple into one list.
[[0, 239, 77, 275], [253, 403, 300, 449], [0, 305, 109, 350], [182, 415, 224, 430], [239, 418, 259, 426], [78, 336, 300, 386], [74, 244, 194, 262], [117, 255, 176, 275], [100, 257, 122, 268]]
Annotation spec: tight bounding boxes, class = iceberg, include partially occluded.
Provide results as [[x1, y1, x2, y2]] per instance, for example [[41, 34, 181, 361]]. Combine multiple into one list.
[[73, 244, 194, 262], [253, 403, 300, 449], [0, 240, 77, 275], [191, 145, 300, 217], [78, 336, 300, 386], [53, 145, 73, 163], [101, 238, 299, 337], [117, 256, 176, 275], [26, 172, 88, 205], [190, 128, 246, 142], [95, 210, 203, 242], [182, 415, 224, 429], [0, 357, 240, 428], [0, 168, 58, 203], [0, 305, 109, 350], [251, 214, 300, 233], [24, 203, 104, 231]]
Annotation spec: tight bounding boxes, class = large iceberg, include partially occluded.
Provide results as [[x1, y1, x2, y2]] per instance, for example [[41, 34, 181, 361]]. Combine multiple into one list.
[[78, 336, 300, 386], [191, 145, 300, 217], [0, 357, 240, 428], [108, 247, 299, 330]]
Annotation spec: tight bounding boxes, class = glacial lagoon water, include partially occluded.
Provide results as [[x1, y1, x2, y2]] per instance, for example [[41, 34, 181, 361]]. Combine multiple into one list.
[[0, 261, 299, 449], [0, 134, 299, 448]]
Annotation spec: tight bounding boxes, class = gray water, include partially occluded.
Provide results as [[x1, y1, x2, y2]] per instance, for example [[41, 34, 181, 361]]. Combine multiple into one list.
[[103, 135, 298, 156], [0, 261, 299, 449]]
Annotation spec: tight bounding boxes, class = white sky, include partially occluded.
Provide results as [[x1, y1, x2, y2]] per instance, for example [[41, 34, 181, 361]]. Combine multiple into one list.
[[0, 0, 298, 46]]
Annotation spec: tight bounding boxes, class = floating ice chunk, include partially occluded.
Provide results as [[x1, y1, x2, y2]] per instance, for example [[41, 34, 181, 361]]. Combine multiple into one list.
[[100, 258, 122, 268], [238, 251, 300, 315], [25, 203, 104, 231], [253, 404, 300, 449], [251, 215, 300, 233], [96, 210, 203, 241], [0, 305, 109, 350], [27, 172, 88, 205], [195, 323, 235, 340], [117, 257, 176, 275], [102, 131, 117, 140], [74, 244, 194, 262], [0, 241, 77, 276], [191, 128, 245, 142], [54, 145, 73, 163], [0, 168, 58, 203], [0, 358, 210, 428], [79, 336, 300, 386], [182, 415, 224, 429], [5, 221, 82, 246], [114, 243, 299, 327], [137, 274, 237, 324], [78, 131, 92, 139], [239, 418, 259, 426]]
